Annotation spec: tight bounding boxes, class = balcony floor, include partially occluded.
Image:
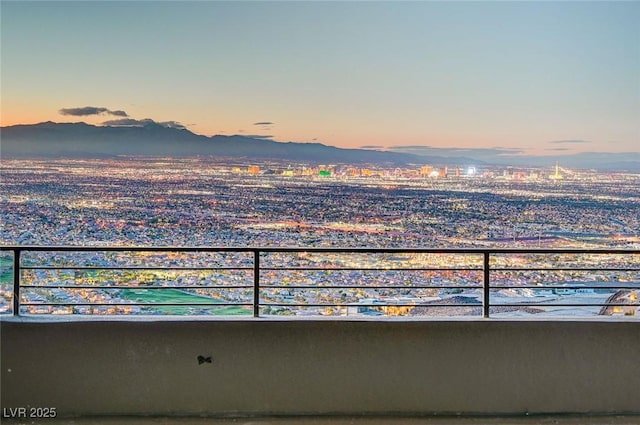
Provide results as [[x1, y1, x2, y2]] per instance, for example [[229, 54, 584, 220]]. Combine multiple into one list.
[[7, 416, 640, 425]]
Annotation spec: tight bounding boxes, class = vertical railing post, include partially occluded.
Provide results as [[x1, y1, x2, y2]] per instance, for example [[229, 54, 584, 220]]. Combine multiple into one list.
[[253, 249, 260, 318], [13, 249, 21, 316], [482, 251, 490, 318]]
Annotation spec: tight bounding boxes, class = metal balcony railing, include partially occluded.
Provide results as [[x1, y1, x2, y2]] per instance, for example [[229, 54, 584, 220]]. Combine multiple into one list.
[[1, 246, 639, 318]]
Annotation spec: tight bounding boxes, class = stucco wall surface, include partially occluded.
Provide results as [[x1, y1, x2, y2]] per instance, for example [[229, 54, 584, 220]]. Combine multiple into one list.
[[1, 319, 639, 417]]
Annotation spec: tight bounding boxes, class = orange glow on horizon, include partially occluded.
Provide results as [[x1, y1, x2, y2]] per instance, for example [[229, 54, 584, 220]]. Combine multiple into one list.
[[1, 111, 105, 128]]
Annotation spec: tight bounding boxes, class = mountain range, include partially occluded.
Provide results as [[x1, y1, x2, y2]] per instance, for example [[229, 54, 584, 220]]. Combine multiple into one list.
[[0, 121, 429, 165], [1, 121, 639, 171]]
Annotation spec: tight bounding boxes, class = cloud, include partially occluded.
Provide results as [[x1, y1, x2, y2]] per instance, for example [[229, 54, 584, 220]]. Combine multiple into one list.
[[101, 118, 186, 130], [360, 145, 385, 150], [156, 120, 186, 130], [59, 106, 129, 117], [548, 140, 592, 145], [546, 147, 571, 151], [253, 122, 274, 126], [392, 145, 434, 149], [102, 118, 143, 127], [391, 145, 524, 157]]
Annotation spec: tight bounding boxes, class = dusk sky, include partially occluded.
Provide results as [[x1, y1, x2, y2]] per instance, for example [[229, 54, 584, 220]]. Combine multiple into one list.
[[2, 1, 639, 155]]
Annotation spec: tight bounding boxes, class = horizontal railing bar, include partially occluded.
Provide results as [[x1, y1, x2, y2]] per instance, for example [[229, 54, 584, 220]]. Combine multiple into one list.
[[19, 266, 253, 271], [490, 285, 640, 290], [19, 285, 480, 290], [491, 268, 640, 272], [21, 302, 252, 307], [3, 246, 638, 254], [20, 265, 640, 272], [2, 246, 260, 253], [21, 285, 253, 290], [260, 303, 482, 308], [17, 265, 640, 272], [20, 284, 637, 290], [260, 285, 483, 289], [491, 303, 640, 307], [21, 302, 640, 308], [259, 267, 483, 271], [259, 303, 640, 308]]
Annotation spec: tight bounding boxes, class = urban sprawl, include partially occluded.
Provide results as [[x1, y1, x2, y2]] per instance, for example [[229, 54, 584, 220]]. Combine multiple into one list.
[[1, 158, 638, 318]]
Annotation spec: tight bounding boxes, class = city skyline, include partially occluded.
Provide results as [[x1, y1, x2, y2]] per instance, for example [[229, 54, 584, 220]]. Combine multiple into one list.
[[2, 1, 639, 156]]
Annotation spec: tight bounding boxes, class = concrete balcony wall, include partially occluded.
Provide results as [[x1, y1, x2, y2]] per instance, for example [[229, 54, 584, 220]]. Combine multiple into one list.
[[1, 319, 639, 418]]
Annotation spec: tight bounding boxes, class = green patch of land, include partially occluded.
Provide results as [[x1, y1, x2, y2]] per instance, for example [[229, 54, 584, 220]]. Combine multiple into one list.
[[120, 288, 249, 315], [0, 256, 13, 286]]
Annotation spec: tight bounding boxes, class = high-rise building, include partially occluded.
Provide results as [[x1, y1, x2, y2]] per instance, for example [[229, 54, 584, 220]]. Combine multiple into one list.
[[549, 163, 563, 180], [420, 166, 433, 176]]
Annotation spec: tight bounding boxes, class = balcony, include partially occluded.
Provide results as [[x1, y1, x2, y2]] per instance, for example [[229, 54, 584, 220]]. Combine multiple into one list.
[[1, 246, 639, 422]]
